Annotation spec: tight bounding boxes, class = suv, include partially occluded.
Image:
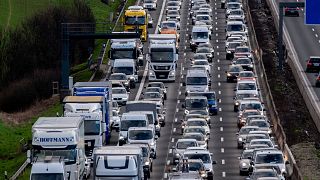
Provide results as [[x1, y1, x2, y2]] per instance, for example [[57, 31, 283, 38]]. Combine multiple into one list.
[[306, 56, 320, 72], [172, 139, 199, 164]]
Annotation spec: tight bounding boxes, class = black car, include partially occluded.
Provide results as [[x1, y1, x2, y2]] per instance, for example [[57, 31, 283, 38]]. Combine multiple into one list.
[[284, 7, 299, 17], [306, 56, 320, 72], [226, 65, 244, 82], [315, 72, 320, 87]]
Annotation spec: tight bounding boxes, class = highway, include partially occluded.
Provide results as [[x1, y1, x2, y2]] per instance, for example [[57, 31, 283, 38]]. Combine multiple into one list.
[[99, 0, 270, 179], [272, 0, 320, 98]]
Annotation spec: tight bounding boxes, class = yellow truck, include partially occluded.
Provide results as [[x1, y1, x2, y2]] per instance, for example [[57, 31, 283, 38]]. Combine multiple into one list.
[[123, 6, 148, 41]]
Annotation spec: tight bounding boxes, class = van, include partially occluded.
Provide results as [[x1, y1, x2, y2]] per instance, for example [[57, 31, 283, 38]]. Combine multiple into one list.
[[190, 25, 211, 51], [113, 59, 138, 82], [184, 69, 211, 95]]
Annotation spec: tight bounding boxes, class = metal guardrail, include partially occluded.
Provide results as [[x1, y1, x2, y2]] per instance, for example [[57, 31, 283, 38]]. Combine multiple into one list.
[[244, 1, 303, 179], [9, 160, 29, 180]]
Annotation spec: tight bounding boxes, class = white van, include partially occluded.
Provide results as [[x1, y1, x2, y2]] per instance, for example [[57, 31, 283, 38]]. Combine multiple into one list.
[[190, 25, 211, 51], [184, 69, 211, 95], [113, 59, 138, 82]]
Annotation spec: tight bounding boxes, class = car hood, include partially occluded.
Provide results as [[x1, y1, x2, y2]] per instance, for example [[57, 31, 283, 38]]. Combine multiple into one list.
[[186, 85, 208, 92]]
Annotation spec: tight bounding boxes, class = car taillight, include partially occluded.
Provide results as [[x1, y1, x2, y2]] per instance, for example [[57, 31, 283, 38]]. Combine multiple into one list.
[[307, 62, 312, 67], [317, 76, 320, 80]]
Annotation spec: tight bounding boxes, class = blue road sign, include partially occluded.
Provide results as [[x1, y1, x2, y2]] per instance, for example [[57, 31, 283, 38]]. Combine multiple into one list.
[[306, 0, 320, 25]]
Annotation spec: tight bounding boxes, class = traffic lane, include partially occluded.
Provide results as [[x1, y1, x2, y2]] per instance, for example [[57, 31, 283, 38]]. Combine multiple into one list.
[[284, 16, 320, 96]]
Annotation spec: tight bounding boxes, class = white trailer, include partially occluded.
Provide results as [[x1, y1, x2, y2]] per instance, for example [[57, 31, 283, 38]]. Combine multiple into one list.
[[63, 96, 107, 159], [29, 117, 89, 180]]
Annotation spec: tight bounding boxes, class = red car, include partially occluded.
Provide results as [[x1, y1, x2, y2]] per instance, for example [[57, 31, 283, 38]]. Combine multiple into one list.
[[284, 7, 299, 17], [306, 56, 320, 72]]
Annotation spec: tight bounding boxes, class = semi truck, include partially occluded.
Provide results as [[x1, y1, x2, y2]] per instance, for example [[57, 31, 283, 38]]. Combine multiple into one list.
[[147, 34, 179, 82], [93, 146, 149, 180], [108, 39, 143, 68], [29, 117, 90, 180], [123, 6, 148, 41], [73, 81, 112, 143], [63, 96, 107, 159]]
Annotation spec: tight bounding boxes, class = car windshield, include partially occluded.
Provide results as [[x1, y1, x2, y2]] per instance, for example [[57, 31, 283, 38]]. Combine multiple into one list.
[[112, 88, 127, 94], [110, 74, 127, 80], [146, 88, 160, 93], [197, 11, 210, 16], [148, 83, 163, 88], [239, 127, 258, 135], [251, 141, 272, 147], [121, 120, 147, 131], [185, 128, 205, 135], [236, 47, 250, 53], [185, 153, 211, 163], [188, 162, 203, 171], [84, 120, 100, 136], [197, 16, 210, 20], [250, 121, 268, 127], [186, 99, 207, 108], [230, 10, 243, 15], [150, 48, 174, 62], [186, 77, 207, 85], [236, 93, 256, 99], [193, 32, 209, 39], [31, 173, 63, 180], [145, 0, 153, 3], [189, 110, 208, 115], [194, 61, 208, 65], [194, 54, 207, 59], [111, 50, 135, 59], [184, 134, 205, 141], [228, 3, 240, 9], [246, 135, 268, 143], [177, 141, 198, 149], [230, 66, 242, 72], [125, 16, 145, 25], [144, 92, 161, 99], [162, 22, 176, 28], [237, 83, 256, 90], [255, 154, 284, 164], [229, 42, 242, 49], [168, 11, 179, 15], [227, 24, 244, 31], [252, 171, 277, 178], [310, 58, 320, 63], [240, 103, 262, 111], [240, 72, 254, 77], [236, 59, 251, 64], [243, 111, 260, 117], [129, 130, 153, 140], [113, 67, 133, 75], [167, 2, 179, 6], [197, 48, 210, 53], [187, 120, 206, 126]]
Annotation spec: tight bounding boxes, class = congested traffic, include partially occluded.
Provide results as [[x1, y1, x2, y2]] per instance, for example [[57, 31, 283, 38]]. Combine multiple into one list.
[[26, 0, 291, 179]]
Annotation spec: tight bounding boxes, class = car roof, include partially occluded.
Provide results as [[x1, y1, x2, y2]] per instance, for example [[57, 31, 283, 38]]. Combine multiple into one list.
[[177, 138, 198, 142]]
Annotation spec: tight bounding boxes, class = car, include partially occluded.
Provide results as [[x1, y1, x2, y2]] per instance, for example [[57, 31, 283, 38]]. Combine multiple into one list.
[[235, 80, 259, 95], [144, 87, 165, 100], [183, 126, 208, 139], [226, 21, 247, 38], [167, 0, 182, 6], [284, 7, 299, 17], [159, 21, 180, 33], [183, 132, 208, 149], [233, 91, 259, 112], [233, 57, 253, 71], [247, 120, 272, 134], [147, 82, 167, 99], [306, 56, 320, 72], [238, 99, 265, 115], [190, 53, 208, 64], [143, 0, 157, 10], [226, 41, 244, 60], [251, 150, 287, 175], [166, 2, 181, 13], [197, 43, 214, 52], [112, 87, 129, 106], [194, 15, 213, 31], [226, 36, 242, 48], [196, 47, 214, 62], [226, 2, 242, 15], [185, 118, 210, 135], [315, 72, 320, 87], [172, 138, 199, 164], [112, 101, 120, 114], [166, 10, 181, 21], [192, 60, 211, 73], [243, 134, 270, 150], [111, 110, 121, 131], [147, 14, 153, 28], [228, 15, 246, 24], [234, 46, 253, 59], [187, 91, 218, 115], [252, 165, 286, 180], [226, 64, 244, 82], [238, 71, 256, 81], [175, 159, 207, 177], [229, 9, 245, 19], [246, 168, 280, 180], [236, 126, 260, 148], [109, 72, 132, 90], [190, 5, 201, 18], [142, 92, 164, 104], [238, 109, 262, 128], [247, 139, 276, 150], [239, 149, 254, 175]]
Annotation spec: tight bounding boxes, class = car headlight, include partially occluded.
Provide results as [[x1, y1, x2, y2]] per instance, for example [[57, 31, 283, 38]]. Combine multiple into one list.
[[150, 142, 155, 146], [268, 129, 272, 134], [119, 136, 125, 140], [249, 64, 253, 67], [170, 71, 175, 76], [238, 137, 243, 142], [227, 50, 231, 53], [149, 71, 155, 76], [227, 73, 232, 76], [241, 162, 247, 167], [235, 102, 239, 105], [124, 82, 129, 85], [175, 153, 180, 157], [145, 161, 150, 166]]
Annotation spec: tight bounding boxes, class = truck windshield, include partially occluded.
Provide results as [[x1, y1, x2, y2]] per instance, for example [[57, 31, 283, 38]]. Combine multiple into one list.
[[113, 67, 133, 75], [31, 173, 63, 180], [84, 120, 100, 135], [186, 99, 207, 109], [186, 77, 207, 85], [125, 16, 146, 25], [150, 48, 174, 62], [121, 120, 147, 131], [193, 32, 208, 39], [35, 149, 77, 165], [129, 130, 153, 140], [111, 50, 135, 59]]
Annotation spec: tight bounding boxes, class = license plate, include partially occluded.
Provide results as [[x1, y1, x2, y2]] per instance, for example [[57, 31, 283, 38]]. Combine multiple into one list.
[[159, 75, 165, 78], [314, 63, 319, 66]]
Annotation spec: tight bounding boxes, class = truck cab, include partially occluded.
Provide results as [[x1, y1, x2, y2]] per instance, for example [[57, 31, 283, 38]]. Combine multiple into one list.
[[123, 6, 148, 41]]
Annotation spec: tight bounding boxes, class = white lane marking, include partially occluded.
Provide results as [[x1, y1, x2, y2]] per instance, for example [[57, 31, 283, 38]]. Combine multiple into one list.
[[312, 28, 315, 31], [218, 90, 221, 94], [215, 16, 218, 20], [179, 91, 181, 95], [184, 46, 187, 50], [220, 117, 222, 122], [218, 82, 221, 86], [316, 34, 318, 38], [175, 118, 177, 122], [177, 100, 180, 104], [215, 3, 217, 5], [184, 52, 186, 57], [221, 148, 224, 153], [180, 83, 183, 87], [173, 128, 176, 132], [215, 12, 218, 15], [216, 39, 219, 42], [187, 28, 189, 31], [176, 108, 179, 112], [186, 34, 188, 36], [215, 22, 218, 24], [187, 22, 189, 25], [216, 46, 219, 49], [220, 127, 223, 131], [216, 27, 218, 31], [134, 0, 166, 101], [218, 67, 220, 70], [216, 33, 219, 37], [215, 7, 217, 10], [217, 59, 220, 63], [222, 172, 226, 177], [221, 137, 224, 142], [167, 160, 170, 165], [218, 98, 221, 103], [222, 159, 225, 165], [164, 173, 168, 179], [319, 40, 320, 43], [218, 74, 220, 78], [171, 138, 175, 143], [219, 107, 222, 111], [169, 149, 172, 154]]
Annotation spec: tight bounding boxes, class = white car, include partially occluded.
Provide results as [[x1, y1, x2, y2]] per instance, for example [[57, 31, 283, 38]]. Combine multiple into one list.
[[183, 132, 208, 149], [112, 87, 129, 106], [143, 0, 157, 10], [236, 80, 259, 96], [185, 118, 210, 136], [192, 60, 211, 73], [111, 110, 121, 131]]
